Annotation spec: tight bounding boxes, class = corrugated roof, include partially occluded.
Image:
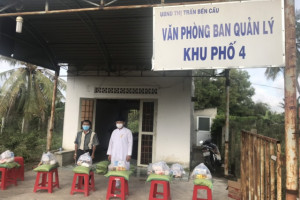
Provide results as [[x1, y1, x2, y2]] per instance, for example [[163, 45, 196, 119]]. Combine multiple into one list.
[[0, 0, 204, 72]]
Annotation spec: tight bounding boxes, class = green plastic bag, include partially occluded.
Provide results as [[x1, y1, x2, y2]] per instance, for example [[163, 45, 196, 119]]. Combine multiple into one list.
[[95, 160, 109, 174], [146, 174, 173, 182], [96, 161, 109, 169], [104, 171, 132, 181], [73, 166, 91, 174], [33, 163, 58, 172], [95, 168, 107, 174], [129, 164, 136, 174], [193, 179, 213, 189], [0, 162, 20, 169]]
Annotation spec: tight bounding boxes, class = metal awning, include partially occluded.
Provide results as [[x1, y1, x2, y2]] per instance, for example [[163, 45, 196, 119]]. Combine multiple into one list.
[[0, 0, 204, 73]]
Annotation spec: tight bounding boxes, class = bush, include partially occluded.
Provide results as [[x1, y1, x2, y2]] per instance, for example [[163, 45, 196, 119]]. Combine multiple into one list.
[[0, 128, 63, 162]]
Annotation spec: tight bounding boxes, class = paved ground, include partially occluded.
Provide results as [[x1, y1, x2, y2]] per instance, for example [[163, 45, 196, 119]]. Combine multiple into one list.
[[0, 165, 228, 200]]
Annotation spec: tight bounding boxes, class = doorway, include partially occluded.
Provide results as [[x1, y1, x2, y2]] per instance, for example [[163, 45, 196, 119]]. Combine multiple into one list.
[[94, 99, 140, 163], [80, 98, 156, 166]]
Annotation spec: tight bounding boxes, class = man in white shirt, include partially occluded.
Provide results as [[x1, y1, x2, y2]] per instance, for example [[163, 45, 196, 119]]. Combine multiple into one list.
[[107, 118, 133, 170]]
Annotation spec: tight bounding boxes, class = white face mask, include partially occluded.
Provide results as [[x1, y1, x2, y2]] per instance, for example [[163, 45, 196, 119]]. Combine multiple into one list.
[[116, 123, 123, 129]]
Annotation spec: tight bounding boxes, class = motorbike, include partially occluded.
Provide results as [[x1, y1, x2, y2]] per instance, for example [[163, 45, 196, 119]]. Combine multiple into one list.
[[199, 140, 222, 173]]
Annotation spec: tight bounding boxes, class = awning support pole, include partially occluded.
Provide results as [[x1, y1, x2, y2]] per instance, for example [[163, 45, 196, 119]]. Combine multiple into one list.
[[284, 0, 298, 199], [46, 69, 59, 152], [224, 69, 230, 176]]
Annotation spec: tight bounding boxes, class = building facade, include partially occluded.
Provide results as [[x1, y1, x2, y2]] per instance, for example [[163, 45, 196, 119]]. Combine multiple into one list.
[[62, 70, 193, 167]]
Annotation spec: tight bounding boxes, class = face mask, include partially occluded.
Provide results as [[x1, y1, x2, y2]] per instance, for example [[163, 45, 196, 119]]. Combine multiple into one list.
[[82, 125, 90, 131], [116, 123, 123, 129]]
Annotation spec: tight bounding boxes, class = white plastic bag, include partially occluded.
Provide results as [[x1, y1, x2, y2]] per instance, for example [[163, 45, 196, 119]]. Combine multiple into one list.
[[148, 161, 170, 175], [77, 152, 92, 167], [1, 150, 14, 159], [171, 163, 186, 178], [40, 152, 57, 165], [147, 163, 153, 175], [191, 163, 212, 180], [0, 150, 14, 164]]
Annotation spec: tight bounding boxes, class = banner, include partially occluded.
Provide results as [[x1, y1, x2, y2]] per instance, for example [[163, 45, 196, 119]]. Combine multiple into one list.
[[152, 0, 284, 71]]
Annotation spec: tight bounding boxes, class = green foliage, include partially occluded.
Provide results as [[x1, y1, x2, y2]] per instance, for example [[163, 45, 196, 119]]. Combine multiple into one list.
[[194, 69, 255, 116], [0, 63, 66, 130], [253, 102, 270, 117], [127, 109, 139, 133], [211, 111, 284, 178], [0, 60, 66, 160], [53, 102, 65, 133], [194, 68, 282, 177], [0, 64, 66, 161], [0, 129, 44, 162], [264, 67, 284, 81], [51, 131, 63, 150], [0, 129, 63, 162]]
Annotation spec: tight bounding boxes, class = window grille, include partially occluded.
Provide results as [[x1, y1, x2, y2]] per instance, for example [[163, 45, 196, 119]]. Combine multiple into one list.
[[94, 87, 158, 95], [80, 99, 94, 124], [141, 135, 153, 165], [142, 102, 154, 132]]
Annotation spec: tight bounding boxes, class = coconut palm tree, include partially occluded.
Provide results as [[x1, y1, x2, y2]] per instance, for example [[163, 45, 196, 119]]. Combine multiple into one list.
[[0, 56, 66, 132]]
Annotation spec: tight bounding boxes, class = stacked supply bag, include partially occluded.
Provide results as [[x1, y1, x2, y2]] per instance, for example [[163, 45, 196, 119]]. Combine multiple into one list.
[[39, 152, 57, 165], [170, 163, 186, 178], [77, 152, 92, 168], [147, 161, 171, 176], [191, 163, 212, 179], [108, 160, 128, 171], [0, 150, 14, 164], [105, 160, 134, 181], [191, 163, 213, 189]]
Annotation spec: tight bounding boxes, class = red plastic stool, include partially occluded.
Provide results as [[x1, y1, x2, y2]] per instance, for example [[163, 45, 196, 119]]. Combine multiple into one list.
[[70, 171, 95, 197], [0, 167, 17, 190], [192, 185, 212, 200], [149, 180, 171, 200], [14, 157, 24, 181], [33, 168, 59, 193], [106, 176, 129, 200]]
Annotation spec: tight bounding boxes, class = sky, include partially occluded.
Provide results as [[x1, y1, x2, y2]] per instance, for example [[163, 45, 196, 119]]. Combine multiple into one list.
[[0, 1, 298, 114], [240, 1, 300, 113], [0, 59, 68, 78], [244, 1, 300, 113], [243, 68, 284, 113]]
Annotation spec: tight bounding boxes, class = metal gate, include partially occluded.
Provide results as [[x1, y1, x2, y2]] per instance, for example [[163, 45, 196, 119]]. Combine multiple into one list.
[[240, 130, 282, 200]]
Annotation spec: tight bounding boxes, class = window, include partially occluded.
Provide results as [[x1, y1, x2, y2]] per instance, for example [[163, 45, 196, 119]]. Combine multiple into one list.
[[197, 117, 210, 131], [142, 102, 154, 132], [80, 99, 94, 124], [141, 135, 153, 165]]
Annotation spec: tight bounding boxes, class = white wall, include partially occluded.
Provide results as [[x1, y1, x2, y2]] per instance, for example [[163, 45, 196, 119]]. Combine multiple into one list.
[[63, 70, 192, 167], [194, 108, 218, 127], [192, 108, 217, 146]]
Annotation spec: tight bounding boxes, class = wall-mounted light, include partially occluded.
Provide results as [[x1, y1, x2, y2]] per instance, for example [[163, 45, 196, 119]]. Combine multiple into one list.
[[16, 16, 23, 33]]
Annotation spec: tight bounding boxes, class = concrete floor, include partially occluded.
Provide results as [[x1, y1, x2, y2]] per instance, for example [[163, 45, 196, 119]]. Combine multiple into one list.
[[0, 165, 228, 200]]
